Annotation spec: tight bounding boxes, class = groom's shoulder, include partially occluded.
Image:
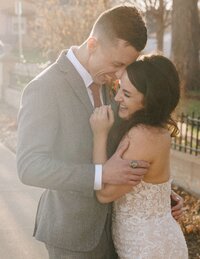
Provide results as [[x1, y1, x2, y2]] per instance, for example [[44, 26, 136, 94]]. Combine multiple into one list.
[[25, 50, 69, 89]]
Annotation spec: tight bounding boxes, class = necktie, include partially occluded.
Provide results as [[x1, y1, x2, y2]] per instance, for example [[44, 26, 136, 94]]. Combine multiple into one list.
[[89, 83, 102, 108]]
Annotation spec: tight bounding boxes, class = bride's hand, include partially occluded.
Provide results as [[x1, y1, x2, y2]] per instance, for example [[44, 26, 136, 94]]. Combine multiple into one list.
[[89, 105, 114, 136]]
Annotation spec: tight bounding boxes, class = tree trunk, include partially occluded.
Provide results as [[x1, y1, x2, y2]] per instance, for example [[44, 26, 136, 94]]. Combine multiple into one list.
[[171, 0, 200, 91], [156, 18, 164, 52], [156, 0, 164, 52]]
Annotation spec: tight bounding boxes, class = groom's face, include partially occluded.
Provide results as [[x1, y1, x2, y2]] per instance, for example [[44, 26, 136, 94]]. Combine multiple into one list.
[[87, 38, 139, 85]]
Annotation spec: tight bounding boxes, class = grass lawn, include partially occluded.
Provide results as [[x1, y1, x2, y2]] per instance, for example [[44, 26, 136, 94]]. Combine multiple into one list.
[[177, 94, 200, 116]]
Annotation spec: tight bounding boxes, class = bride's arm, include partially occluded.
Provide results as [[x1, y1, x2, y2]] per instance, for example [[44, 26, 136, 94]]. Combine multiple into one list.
[[90, 106, 130, 203], [96, 127, 152, 203], [90, 107, 131, 203], [90, 105, 114, 164], [90, 110, 148, 204]]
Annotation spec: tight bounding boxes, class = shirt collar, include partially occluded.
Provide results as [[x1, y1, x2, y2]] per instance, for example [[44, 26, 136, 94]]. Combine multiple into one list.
[[66, 47, 93, 88]]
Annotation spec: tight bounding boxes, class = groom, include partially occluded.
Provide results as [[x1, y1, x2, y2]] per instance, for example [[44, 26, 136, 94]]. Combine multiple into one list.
[[17, 5, 183, 259]]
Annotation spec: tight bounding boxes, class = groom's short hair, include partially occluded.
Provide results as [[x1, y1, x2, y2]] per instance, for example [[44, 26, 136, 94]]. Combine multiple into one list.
[[92, 5, 147, 51]]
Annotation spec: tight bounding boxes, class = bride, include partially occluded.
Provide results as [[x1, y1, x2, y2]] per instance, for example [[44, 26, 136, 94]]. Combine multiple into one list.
[[90, 54, 188, 259]]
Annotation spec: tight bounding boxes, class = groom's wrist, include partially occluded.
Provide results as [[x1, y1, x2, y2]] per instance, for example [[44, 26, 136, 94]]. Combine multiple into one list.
[[94, 164, 102, 190]]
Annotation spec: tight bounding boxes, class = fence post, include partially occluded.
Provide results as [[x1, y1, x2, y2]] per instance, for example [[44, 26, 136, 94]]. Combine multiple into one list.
[[179, 113, 184, 151], [190, 112, 195, 154], [195, 115, 200, 156], [184, 114, 188, 153], [172, 112, 200, 156]]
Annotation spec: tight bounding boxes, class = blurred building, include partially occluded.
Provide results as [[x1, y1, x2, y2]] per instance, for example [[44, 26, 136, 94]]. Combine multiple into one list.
[[0, 0, 35, 51]]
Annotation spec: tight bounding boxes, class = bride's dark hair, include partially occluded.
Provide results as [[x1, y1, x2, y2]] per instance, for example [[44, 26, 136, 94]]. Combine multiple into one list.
[[109, 54, 180, 154]]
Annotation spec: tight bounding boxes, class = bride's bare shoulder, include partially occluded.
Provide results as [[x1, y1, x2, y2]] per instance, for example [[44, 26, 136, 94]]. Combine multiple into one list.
[[127, 124, 171, 151]]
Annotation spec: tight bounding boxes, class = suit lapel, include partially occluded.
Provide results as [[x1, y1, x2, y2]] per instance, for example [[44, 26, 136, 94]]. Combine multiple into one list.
[[56, 50, 118, 114], [56, 50, 93, 115]]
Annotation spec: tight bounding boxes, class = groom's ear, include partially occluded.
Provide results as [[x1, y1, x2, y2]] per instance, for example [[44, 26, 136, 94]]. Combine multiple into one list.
[[87, 37, 98, 53]]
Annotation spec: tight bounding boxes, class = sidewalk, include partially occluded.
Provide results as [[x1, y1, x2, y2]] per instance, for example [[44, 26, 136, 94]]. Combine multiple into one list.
[[0, 143, 48, 259]]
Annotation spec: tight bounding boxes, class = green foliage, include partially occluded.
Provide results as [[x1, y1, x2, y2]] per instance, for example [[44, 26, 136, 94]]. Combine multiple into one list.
[[177, 90, 200, 116]]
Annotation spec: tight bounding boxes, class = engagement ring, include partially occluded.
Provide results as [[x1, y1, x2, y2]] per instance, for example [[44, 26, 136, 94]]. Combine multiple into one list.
[[130, 160, 138, 169]]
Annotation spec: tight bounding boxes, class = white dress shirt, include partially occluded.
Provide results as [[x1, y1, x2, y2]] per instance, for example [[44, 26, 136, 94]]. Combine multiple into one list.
[[66, 47, 103, 190]]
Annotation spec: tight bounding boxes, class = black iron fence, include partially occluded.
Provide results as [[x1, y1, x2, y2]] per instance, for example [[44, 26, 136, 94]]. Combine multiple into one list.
[[171, 112, 200, 156]]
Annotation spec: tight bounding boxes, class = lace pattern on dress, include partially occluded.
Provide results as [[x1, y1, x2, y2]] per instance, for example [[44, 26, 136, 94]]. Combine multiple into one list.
[[112, 179, 188, 259]]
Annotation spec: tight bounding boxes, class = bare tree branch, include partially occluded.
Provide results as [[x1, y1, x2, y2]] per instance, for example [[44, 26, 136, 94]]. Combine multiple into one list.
[[147, 0, 154, 6], [152, 0, 157, 7], [164, 8, 170, 22], [30, 0, 107, 59], [154, 0, 159, 8], [164, 20, 171, 29], [144, 0, 149, 9]]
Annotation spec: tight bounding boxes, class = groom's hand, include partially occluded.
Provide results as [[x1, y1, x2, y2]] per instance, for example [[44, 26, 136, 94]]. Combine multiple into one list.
[[102, 139, 149, 186], [171, 191, 184, 220]]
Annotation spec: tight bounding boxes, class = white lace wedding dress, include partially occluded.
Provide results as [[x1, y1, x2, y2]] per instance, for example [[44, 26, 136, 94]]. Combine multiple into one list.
[[112, 179, 188, 259]]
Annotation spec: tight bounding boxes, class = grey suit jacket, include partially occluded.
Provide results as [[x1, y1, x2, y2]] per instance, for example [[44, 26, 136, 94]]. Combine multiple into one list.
[[17, 50, 117, 251]]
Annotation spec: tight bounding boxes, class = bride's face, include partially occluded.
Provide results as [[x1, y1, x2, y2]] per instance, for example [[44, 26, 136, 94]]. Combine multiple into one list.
[[114, 71, 144, 120]]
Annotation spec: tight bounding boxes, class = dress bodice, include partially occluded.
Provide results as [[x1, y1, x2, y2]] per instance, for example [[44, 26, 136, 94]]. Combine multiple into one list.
[[113, 179, 172, 221], [112, 178, 188, 259]]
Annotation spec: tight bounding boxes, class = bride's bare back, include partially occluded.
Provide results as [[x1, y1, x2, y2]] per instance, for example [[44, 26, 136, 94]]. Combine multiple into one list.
[[123, 124, 171, 184]]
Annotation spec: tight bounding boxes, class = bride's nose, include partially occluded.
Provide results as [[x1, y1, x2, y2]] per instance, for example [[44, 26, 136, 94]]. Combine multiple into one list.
[[114, 90, 123, 102]]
